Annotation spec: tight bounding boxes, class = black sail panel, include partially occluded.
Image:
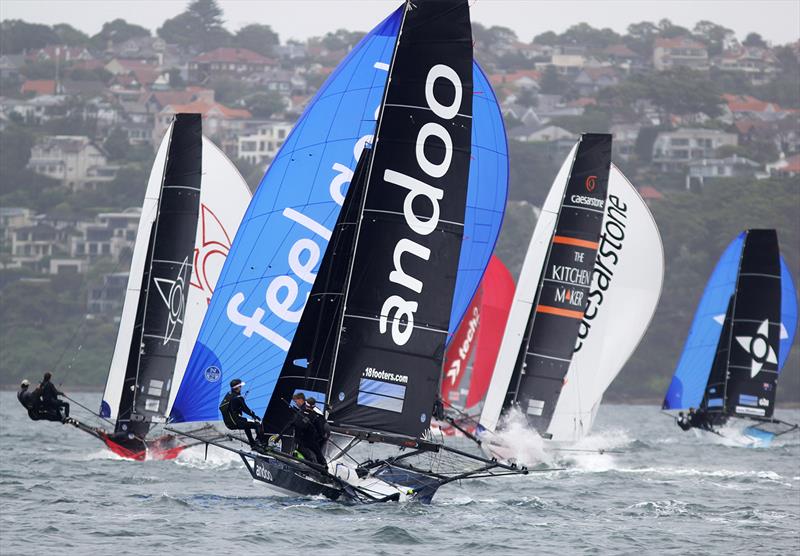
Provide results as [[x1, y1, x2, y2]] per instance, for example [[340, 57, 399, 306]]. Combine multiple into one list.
[[701, 295, 734, 417], [328, 0, 473, 438], [261, 149, 371, 434], [724, 229, 781, 419], [512, 133, 611, 431], [131, 114, 202, 424]]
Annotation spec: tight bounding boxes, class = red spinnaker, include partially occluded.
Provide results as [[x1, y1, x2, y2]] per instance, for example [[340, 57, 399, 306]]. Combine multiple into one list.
[[465, 256, 515, 408], [441, 287, 483, 404]]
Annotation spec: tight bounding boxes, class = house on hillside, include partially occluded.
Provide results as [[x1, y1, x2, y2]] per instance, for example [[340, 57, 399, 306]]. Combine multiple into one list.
[[8, 223, 70, 272], [574, 66, 620, 96], [509, 123, 573, 143], [652, 128, 737, 171], [601, 44, 643, 72], [153, 100, 252, 154], [27, 135, 118, 191], [765, 153, 800, 177], [715, 46, 778, 85], [721, 94, 792, 123], [189, 48, 277, 83], [237, 121, 294, 164], [686, 155, 761, 189], [610, 123, 641, 160], [653, 37, 709, 71], [87, 272, 129, 314], [70, 209, 140, 262], [20, 79, 58, 96]]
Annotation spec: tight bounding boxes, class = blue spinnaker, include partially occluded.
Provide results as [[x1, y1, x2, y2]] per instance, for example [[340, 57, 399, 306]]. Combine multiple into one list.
[[171, 7, 508, 423], [779, 256, 798, 372], [663, 233, 745, 410]]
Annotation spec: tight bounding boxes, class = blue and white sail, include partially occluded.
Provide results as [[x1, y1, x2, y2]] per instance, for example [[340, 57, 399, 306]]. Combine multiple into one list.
[[663, 233, 798, 410], [170, 7, 508, 423]]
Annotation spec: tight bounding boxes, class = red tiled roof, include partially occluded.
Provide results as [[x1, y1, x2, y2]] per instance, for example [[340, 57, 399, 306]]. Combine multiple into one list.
[[654, 37, 706, 50], [783, 154, 800, 173], [723, 94, 780, 113], [603, 44, 638, 58], [638, 186, 664, 200], [192, 47, 275, 65], [566, 97, 597, 108], [489, 70, 541, 86], [20, 79, 56, 95], [163, 99, 251, 119], [113, 59, 157, 70]]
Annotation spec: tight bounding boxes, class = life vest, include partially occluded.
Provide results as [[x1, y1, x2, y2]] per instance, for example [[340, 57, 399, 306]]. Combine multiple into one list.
[[219, 392, 238, 429]]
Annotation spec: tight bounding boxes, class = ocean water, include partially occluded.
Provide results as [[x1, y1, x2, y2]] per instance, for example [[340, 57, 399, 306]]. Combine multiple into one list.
[[1, 392, 798, 555]]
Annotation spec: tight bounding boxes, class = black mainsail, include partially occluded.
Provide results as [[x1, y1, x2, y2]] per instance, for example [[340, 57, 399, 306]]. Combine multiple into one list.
[[116, 114, 202, 438], [326, 0, 473, 438], [705, 229, 782, 421], [503, 134, 611, 432]]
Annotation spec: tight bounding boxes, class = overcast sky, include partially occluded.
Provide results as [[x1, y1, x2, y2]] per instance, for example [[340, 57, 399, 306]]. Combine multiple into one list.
[[2, 0, 799, 45]]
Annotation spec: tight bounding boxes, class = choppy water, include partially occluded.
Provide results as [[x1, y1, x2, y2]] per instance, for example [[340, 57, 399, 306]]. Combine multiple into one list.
[[1, 392, 798, 554]]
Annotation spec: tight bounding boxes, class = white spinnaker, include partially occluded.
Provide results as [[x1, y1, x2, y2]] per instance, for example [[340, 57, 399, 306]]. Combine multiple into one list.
[[479, 142, 579, 432], [546, 165, 664, 442], [166, 137, 251, 416], [101, 124, 173, 420]]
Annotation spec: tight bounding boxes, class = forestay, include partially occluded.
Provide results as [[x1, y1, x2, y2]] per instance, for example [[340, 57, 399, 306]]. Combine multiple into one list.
[[170, 2, 508, 424]]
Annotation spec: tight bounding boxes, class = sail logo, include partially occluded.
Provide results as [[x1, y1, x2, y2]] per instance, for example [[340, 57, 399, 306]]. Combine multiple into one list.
[[550, 265, 591, 286], [735, 319, 777, 378], [254, 460, 274, 482], [191, 204, 234, 305], [446, 306, 479, 386], [570, 194, 604, 209], [203, 366, 221, 383], [575, 194, 627, 352], [585, 175, 597, 192], [225, 61, 390, 352], [380, 64, 463, 346], [153, 256, 191, 345], [554, 287, 584, 307]]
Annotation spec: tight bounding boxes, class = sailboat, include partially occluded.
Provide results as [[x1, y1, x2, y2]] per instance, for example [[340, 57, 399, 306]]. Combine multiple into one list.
[[170, 0, 529, 503], [169, 2, 507, 426], [663, 229, 798, 445], [435, 255, 515, 437], [478, 134, 664, 451], [67, 114, 251, 460]]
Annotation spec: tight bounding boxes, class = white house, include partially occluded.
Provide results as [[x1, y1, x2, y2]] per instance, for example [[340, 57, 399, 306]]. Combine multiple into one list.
[[27, 135, 118, 191], [237, 121, 294, 164]]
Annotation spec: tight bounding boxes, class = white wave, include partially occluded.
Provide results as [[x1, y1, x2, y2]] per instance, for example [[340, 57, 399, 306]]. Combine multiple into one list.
[[174, 443, 243, 470], [84, 449, 125, 461], [481, 407, 553, 466]]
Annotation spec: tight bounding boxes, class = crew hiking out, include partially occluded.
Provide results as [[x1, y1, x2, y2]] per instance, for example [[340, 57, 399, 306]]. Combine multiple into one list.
[[219, 379, 265, 446], [288, 393, 328, 466]]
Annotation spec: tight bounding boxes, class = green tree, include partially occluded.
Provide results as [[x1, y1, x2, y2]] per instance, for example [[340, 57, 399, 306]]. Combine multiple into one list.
[[89, 18, 149, 50], [0, 20, 59, 54], [692, 20, 732, 56], [103, 127, 130, 161], [234, 24, 280, 57], [158, 0, 232, 52], [539, 65, 564, 95], [533, 31, 559, 46], [743, 32, 767, 48], [245, 91, 286, 118], [52, 23, 90, 46]]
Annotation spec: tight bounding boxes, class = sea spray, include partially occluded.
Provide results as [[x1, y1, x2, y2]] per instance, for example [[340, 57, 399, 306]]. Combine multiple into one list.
[[482, 407, 553, 466]]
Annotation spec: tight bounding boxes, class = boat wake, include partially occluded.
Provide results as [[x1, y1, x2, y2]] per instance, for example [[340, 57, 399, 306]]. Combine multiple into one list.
[[174, 444, 243, 470]]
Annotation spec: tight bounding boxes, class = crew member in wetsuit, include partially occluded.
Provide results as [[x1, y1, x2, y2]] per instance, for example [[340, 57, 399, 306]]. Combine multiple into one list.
[[39, 372, 69, 422], [688, 407, 713, 431], [305, 397, 330, 465], [219, 379, 265, 446], [289, 393, 326, 466], [676, 411, 692, 431], [17, 379, 41, 419]]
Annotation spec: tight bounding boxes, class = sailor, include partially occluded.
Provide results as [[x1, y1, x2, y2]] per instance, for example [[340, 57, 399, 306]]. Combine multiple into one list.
[[676, 411, 692, 431], [17, 379, 41, 419], [39, 372, 70, 423], [305, 397, 330, 463], [688, 407, 713, 431], [219, 379, 265, 446], [289, 393, 326, 466]]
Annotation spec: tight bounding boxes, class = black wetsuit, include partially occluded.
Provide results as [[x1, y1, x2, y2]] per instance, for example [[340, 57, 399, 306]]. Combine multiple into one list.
[[291, 406, 326, 466], [677, 416, 692, 431], [40, 380, 69, 420], [223, 391, 263, 445], [18, 387, 60, 422], [689, 411, 713, 431]]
